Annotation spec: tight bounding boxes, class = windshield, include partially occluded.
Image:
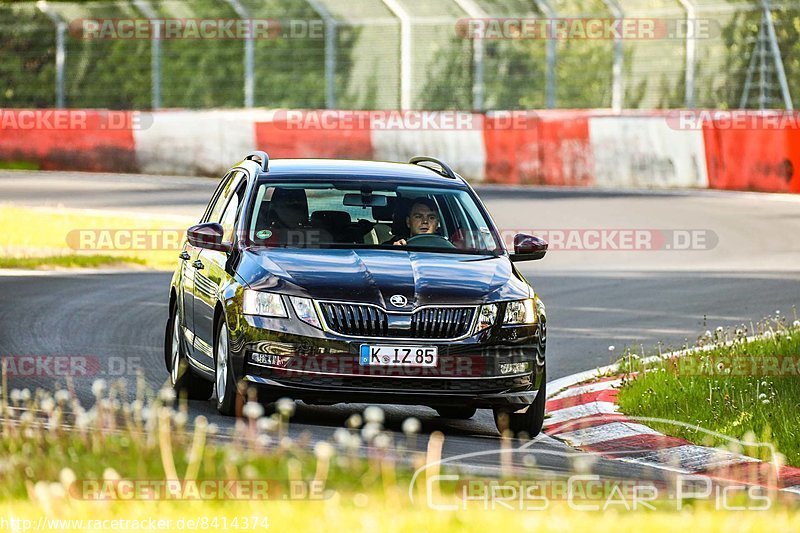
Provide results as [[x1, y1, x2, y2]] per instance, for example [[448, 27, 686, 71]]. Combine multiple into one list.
[[245, 181, 502, 254]]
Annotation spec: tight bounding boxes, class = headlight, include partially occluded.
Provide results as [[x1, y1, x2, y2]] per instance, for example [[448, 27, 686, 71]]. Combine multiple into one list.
[[289, 296, 321, 329], [476, 304, 498, 332], [503, 299, 537, 325], [243, 290, 287, 317]]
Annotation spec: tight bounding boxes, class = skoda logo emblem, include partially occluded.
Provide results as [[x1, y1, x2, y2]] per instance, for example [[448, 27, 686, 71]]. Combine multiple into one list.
[[389, 294, 408, 307]]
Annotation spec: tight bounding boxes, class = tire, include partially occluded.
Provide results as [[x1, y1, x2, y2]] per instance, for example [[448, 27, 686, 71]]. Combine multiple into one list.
[[167, 302, 213, 401], [214, 315, 239, 416], [493, 367, 546, 438], [435, 406, 477, 420]]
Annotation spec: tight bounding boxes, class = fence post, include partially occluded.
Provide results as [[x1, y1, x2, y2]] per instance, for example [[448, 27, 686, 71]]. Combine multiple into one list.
[[453, 0, 486, 112], [762, 0, 793, 111], [306, 0, 338, 109], [36, 1, 66, 108], [224, 0, 254, 108], [533, 0, 556, 108], [381, 0, 412, 110], [600, 0, 624, 111], [677, 0, 696, 108], [133, 0, 161, 110]]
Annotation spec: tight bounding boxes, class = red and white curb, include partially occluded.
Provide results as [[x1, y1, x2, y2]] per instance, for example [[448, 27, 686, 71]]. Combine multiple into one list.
[[543, 374, 800, 495]]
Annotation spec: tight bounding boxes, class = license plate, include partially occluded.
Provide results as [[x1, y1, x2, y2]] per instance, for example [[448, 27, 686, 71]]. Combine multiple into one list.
[[359, 345, 438, 367]]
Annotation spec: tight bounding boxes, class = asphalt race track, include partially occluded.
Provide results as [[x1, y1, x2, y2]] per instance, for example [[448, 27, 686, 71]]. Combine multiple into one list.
[[2, 170, 799, 478]]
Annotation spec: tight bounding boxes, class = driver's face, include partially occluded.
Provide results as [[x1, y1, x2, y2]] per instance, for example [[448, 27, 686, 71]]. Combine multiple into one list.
[[407, 203, 439, 236]]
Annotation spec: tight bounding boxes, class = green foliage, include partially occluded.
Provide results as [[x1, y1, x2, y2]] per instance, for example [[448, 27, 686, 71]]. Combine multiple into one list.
[[713, 6, 800, 109], [0, 254, 146, 269], [0, 8, 57, 107], [3, 2, 800, 110]]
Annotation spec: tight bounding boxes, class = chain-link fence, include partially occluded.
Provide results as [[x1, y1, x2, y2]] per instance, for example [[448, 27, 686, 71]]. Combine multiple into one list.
[[1, 0, 797, 110]]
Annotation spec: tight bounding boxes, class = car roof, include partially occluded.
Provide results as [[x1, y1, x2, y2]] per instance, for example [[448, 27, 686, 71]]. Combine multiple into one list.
[[251, 159, 469, 188]]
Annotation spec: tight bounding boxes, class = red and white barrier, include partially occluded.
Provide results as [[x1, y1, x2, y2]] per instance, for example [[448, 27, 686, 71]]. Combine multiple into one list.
[[588, 115, 709, 189], [1, 108, 798, 195], [0, 109, 136, 173], [545, 374, 800, 493]]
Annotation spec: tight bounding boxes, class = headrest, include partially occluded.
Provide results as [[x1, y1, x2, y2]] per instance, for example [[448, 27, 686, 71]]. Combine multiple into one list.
[[267, 188, 309, 227], [310, 210, 351, 229]]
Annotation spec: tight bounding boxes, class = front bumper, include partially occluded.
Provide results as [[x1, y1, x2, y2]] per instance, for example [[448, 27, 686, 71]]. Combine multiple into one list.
[[229, 314, 546, 410]]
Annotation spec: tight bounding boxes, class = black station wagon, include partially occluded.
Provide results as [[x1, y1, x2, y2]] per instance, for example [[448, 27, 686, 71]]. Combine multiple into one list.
[[165, 152, 549, 436]]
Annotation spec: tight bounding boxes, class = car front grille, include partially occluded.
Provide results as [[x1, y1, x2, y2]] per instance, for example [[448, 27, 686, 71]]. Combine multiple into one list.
[[318, 302, 475, 339]]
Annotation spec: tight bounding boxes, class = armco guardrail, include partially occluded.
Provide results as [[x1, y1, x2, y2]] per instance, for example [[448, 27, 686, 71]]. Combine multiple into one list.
[[0, 108, 798, 194]]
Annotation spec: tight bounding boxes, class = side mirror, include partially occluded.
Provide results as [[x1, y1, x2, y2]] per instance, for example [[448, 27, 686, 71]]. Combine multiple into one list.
[[510, 233, 547, 262], [187, 222, 232, 253]]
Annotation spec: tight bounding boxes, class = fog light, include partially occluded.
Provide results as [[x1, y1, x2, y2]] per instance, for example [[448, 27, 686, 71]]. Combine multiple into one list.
[[499, 362, 530, 374], [250, 352, 291, 367]]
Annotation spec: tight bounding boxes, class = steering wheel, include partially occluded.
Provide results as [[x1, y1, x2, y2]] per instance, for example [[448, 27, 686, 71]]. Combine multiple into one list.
[[405, 234, 455, 248]]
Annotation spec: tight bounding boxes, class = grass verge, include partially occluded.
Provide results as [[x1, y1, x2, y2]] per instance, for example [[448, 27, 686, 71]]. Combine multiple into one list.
[[617, 313, 800, 465], [0, 205, 193, 270], [1, 377, 793, 529]]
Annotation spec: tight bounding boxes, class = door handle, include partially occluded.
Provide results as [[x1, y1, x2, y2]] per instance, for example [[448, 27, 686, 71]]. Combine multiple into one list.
[[178, 251, 190, 261], [192, 260, 204, 270]]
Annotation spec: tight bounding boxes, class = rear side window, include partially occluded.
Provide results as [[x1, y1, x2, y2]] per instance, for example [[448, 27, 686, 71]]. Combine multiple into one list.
[[205, 171, 244, 223], [218, 181, 246, 242]]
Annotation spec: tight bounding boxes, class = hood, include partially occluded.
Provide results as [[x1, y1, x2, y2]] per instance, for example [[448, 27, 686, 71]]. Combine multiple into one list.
[[237, 248, 530, 307]]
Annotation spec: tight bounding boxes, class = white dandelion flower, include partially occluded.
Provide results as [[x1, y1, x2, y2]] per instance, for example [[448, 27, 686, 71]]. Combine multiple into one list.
[[40, 397, 55, 414], [402, 417, 421, 435], [346, 413, 363, 429], [54, 390, 70, 404], [242, 401, 264, 420], [256, 416, 277, 433], [364, 406, 384, 425], [91, 380, 106, 398], [276, 397, 295, 418], [333, 428, 350, 446], [158, 387, 176, 403], [373, 433, 392, 449], [361, 422, 381, 442], [314, 441, 335, 460]]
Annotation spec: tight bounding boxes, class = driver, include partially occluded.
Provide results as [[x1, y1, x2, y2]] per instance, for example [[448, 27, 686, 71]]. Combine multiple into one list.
[[392, 198, 440, 246]]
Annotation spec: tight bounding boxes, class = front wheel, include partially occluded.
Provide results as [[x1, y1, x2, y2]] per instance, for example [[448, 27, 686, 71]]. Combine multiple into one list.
[[214, 317, 239, 416], [493, 368, 546, 438]]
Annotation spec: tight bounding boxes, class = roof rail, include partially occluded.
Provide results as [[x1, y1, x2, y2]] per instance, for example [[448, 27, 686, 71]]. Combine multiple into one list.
[[409, 156, 457, 179], [244, 151, 270, 172]]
